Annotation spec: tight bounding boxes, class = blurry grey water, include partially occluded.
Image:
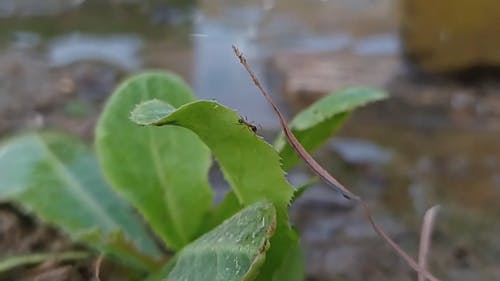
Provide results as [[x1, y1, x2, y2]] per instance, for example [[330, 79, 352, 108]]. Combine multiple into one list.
[[1, 0, 399, 128], [48, 34, 143, 71]]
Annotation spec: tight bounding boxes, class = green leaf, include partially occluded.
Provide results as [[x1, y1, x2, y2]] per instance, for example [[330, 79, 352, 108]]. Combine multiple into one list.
[[165, 201, 276, 281], [131, 99, 298, 279], [144, 258, 177, 281], [271, 236, 304, 281], [199, 191, 243, 235], [130, 99, 293, 215], [274, 87, 387, 170], [0, 251, 89, 274], [95, 72, 213, 250], [291, 177, 318, 203], [254, 229, 304, 281], [0, 133, 161, 271]]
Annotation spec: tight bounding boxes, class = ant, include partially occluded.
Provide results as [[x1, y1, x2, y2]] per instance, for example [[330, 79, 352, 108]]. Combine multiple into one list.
[[237, 116, 260, 133]]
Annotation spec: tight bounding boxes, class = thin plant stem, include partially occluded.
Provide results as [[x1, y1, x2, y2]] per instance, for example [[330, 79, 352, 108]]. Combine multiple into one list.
[[233, 45, 442, 281]]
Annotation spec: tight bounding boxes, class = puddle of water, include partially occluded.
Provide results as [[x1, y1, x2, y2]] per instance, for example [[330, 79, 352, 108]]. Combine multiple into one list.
[[352, 33, 400, 55], [190, 1, 397, 127], [11, 30, 40, 48], [0, 0, 84, 18], [192, 9, 277, 126], [48, 34, 143, 71], [330, 137, 393, 165], [0, 0, 399, 128]]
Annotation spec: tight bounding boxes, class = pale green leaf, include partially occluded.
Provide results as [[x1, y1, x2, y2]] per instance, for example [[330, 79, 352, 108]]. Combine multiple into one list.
[[95, 72, 213, 250], [275, 87, 387, 170], [0, 133, 161, 271], [0, 251, 89, 273], [165, 201, 276, 281]]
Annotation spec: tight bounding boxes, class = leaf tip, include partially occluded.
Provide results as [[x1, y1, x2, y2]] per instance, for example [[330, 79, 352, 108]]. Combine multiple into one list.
[[130, 99, 175, 126]]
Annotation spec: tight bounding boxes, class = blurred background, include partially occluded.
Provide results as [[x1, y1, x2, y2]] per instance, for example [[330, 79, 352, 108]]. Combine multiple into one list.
[[0, 0, 499, 280]]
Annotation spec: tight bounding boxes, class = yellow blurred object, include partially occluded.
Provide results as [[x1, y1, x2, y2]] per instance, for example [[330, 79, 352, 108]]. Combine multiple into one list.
[[401, 0, 500, 73]]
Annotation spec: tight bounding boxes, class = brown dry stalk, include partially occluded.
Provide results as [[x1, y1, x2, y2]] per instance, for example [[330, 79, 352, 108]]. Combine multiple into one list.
[[94, 254, 104, 281], [232, 45, 442, 281], [418, 205, 440, 281], [232, 46, 359, 201]]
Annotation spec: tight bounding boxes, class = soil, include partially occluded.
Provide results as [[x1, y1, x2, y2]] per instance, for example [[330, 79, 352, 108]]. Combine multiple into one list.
[[0, 203, 94, 281], [0, 203, 141, 280], [0, 47, 122, 140]]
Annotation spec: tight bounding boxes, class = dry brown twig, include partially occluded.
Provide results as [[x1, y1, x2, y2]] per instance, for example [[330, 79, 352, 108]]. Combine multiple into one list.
[[232, 45, 442, 281], [94, 254, 104, 281], [418, 205, 440, 281]]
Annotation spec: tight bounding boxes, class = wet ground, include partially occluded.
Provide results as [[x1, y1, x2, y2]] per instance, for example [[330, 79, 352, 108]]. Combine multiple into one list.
[[0, 0, 499, 280]]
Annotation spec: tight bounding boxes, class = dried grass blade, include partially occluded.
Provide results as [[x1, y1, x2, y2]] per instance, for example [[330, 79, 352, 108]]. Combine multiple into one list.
[[418, 205, 440, 281]]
